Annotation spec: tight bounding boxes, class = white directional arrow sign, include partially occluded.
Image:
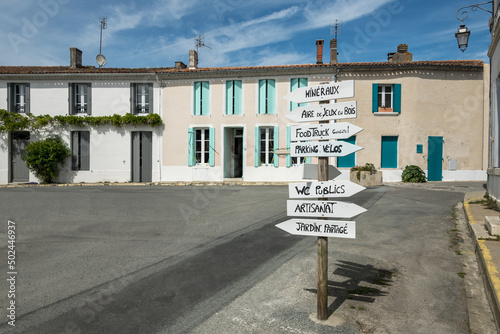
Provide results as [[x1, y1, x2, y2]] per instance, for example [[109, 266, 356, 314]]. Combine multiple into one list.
[[291, 122, 363, 141], [276, 219, 356, 238], [289, 181, 366, 199], [287, 200, 367, 218], [303, 164, 341, 180], [285, 101, 357, 123], [290, 140, 363, 157], [284, 80, 354, 103]]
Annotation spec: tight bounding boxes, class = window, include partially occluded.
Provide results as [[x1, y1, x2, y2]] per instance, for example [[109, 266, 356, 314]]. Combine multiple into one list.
[[290, 78, 308, 111], [226, 80, 242, 115], [381, 136, 398, 168], [69, 83, 92, 115], [337, 136, 356, 168], [372, 83, 401, 113], [254, 126, 278, 167], [258, 79, 275, 114], [131, 83, 153, 114], [188, 127, 215, 166], [8, 83, 30, 113], [71, 131, 90, 171], [194, 81, 210, 116]]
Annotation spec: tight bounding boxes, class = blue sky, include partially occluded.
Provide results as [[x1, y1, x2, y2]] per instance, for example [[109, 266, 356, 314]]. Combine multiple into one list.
[[0, 0, 493, 68]]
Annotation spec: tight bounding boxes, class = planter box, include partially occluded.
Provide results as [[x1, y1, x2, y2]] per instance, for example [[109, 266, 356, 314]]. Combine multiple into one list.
[[378, 107, 393, 112], [350, 170, 383, 187]]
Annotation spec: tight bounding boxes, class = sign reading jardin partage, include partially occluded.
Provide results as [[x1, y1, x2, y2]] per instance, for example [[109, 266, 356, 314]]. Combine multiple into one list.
[[285, 101, 357, 123], [276, 219, 356, 238], [290, 140, 363, 158], [284, 80, 354, 103], [291, 122, 363, 141]]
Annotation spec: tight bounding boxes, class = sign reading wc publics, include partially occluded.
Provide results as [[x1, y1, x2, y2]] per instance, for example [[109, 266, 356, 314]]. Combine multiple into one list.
[[284, 80, 354, 103]]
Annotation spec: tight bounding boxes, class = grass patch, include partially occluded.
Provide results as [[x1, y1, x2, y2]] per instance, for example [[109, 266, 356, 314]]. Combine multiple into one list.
[[457, 272, 466, 278]]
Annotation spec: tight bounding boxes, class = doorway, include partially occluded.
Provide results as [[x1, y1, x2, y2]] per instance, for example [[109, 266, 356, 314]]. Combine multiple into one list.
[[131, 131, 152, 182], [10, 131, 30, 183], [224, 128, 243, 179], [427, 136, 443, 181]]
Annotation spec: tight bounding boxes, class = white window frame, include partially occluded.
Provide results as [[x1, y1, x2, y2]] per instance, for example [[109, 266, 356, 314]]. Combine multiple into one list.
[[195, 128, 210, 165], [14, 84, 27, 113], [378, 84, 393, 108], [135, 84, 150, 114], [260, 127, 274, 165], [74, 84, 88, 113]]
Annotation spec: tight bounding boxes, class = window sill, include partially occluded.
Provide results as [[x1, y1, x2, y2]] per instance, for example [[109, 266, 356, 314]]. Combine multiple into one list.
[[373, 112, 400, 116]]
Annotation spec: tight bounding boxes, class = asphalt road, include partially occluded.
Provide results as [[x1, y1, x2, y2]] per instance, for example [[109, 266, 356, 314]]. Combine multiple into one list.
[[0, 182, 486, 333]]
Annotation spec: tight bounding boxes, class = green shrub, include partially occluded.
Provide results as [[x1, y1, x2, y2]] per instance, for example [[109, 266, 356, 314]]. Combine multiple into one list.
[[351, 163, 377, 180], [401, 165, 426, 183], [24, 136, 70, 183]]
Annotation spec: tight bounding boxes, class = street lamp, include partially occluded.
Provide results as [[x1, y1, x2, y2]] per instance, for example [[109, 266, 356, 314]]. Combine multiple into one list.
[[455, 1, 492, 52]]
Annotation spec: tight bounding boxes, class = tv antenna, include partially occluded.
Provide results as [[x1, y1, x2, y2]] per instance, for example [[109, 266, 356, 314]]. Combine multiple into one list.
[[330, 19, 343, 39], [96, 17, 107, 68], [195, 34, 212, 54]]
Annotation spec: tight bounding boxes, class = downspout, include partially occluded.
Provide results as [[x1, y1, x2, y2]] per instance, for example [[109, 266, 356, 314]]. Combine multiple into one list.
[[156, 73, 162, 183]]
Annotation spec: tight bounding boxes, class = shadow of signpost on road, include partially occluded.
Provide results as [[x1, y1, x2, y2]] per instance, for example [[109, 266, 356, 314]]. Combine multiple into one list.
[[305, 260, 395, 316]]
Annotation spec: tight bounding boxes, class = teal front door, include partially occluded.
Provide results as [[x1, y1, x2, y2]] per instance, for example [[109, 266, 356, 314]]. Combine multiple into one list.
[[427, 136, 443, 181]]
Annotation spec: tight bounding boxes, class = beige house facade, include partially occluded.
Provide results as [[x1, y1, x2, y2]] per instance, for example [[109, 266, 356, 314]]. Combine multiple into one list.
[[161, 45, 489, 183]]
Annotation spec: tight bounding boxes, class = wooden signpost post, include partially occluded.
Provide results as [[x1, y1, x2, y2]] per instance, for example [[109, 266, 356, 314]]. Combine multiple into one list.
[[281, 79, 366, 321]]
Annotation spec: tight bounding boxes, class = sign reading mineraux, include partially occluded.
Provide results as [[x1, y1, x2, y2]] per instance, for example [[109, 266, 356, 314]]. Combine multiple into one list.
[[284, 80, 354, 103]]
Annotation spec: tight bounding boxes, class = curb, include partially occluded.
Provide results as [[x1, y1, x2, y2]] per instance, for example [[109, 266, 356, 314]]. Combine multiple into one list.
[[463, 198, 500, 332], [0, 181, 293, 188]]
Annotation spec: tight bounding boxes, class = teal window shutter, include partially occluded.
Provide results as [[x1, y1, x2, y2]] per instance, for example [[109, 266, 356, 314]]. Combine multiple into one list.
[[286, 126, 292, 167], [188, 128, 195, 166], [305, 157, 311, 164], [254, 126, 260, 166], [258, 80, 266, 114], [226, 81, 233, 115], [201, 81, 209, 115], [299, 78, 308, 108], [372, 83, 378, 112], [268, 80, 275, 114], [234, 80, 242, 115], [273, 126, 279, 167], [194, 82, 201, 116], [209, 127, 215, 167], [337, 136, 356, 168], [381, 136, 398, 168], [393, 84, 401, 113], [290, 78, 298, 111]]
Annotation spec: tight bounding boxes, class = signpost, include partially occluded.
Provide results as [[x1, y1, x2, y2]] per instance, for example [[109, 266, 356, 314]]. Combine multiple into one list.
[[291, 122, 363, 141], [285, 101, 357, 123], [276, 219, 356, 239], [288, 180, 365, 198], [303, 164, 341, 180], [281, 79, 364, 321]]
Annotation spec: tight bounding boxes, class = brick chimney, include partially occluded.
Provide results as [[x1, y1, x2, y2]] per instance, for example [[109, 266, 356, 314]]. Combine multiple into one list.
[[189, 49, 198, 69], [330, 38, 338, 64], [316, 40, 324, 64], [388, 44, 412, 63], [70, 47, 82, 68]]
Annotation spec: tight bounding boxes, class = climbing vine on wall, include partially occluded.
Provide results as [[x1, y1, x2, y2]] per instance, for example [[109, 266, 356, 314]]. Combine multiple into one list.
[[0, 109, 163, 132]]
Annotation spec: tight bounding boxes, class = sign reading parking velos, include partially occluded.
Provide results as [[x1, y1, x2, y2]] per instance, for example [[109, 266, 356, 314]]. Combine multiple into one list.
[[287, 200, 366, 218], [285, 101, 357, 123], [291, 123, 363, 141], [289, 180, 365, 199], [276, 219, 356, 239], [290, 140, 363, 157], [284, 80, 354, 103]]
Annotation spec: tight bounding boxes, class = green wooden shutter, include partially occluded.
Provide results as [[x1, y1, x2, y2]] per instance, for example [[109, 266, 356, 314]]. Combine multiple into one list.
[[86, 83, 92, 115], [372, 83, 378, 112], [268, 80, 275, 114], [286, 126, 292, 167], [81, 131, 90, 171], [234, 80, 242, 115], [337, 136, 356, 168], [209, 127, 215, 167], [201, 81, 209, 116], [254, 127, 260, 166], [258, 80, 266, 114], [273, 126, 279, 167], [299, 78, 308, 107], [290, 78, 298, 111], [25, 83, 30, 114], [393, 84, 401, 113], [68, 83, 74, 115], [194, 82, 201, 116], [130, 83, 136, 114], [188, 128, 195, 166], [226, 80, 233, 115], [148, 83, 153, 114]]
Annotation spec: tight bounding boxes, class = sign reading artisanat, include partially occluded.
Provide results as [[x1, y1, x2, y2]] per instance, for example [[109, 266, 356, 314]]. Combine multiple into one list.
[[284, 80, 355, 103], [276, 219, 356, 238], [290, 140, 363, 157], [285, 101, 357, 123], [286, 200, 367, 218], [291, 123, 363, 141]]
